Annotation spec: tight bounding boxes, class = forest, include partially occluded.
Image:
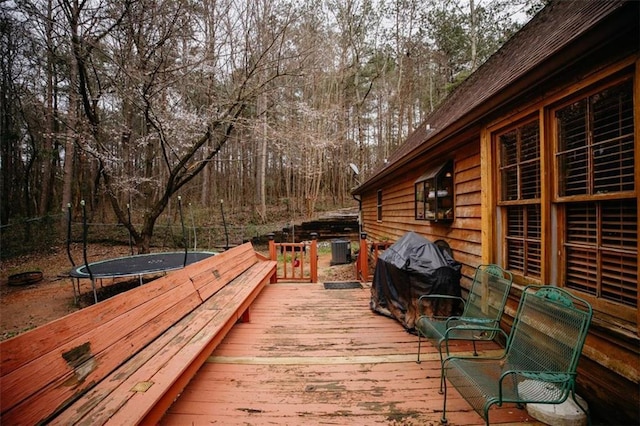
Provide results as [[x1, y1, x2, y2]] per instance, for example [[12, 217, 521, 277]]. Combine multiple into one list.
[[1, 0, 543, 253]]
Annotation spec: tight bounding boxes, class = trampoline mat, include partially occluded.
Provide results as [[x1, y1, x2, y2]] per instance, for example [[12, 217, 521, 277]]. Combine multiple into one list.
[[69, 251, 216, 279]]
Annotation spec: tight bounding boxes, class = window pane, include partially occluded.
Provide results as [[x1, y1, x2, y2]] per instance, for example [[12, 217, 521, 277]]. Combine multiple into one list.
[[601, 251, 637, 307], [602, 199, 637, 250], [526, 205, 541, 239], [566, 247, 598, 296], [507, 238, 524, 274], [520, 160, 540, 199], [592, 82, 634, 144], [592, 81, 635, 194], [501, 167, 518, 200], [504, 204, 541, 279], [566, 203, 597, 245], [499, 121, 540, 201], [558, 148, 589, 196], [415, 184, 425, 220], [507, 208, 523, 237], [557, 99, 588, 197], [565, 200, 637, 308], [520, 122, 540, 161], [500, 130, 517, 166], [557, 99, 587, 152], [520, 122, 540, 199], [527, 240, 542, 277], [500, 130, 518, 201], [557, 80, 635, 197], [526, 205, 541, 278]]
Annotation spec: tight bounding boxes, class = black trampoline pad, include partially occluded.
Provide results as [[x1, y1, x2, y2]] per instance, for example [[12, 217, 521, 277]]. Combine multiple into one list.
[[69, 251, 216, 279]]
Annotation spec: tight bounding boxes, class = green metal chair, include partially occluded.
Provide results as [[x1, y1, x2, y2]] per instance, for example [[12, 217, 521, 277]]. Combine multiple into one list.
[[440, 285, 593, 425], [415, 264, 513, 392]]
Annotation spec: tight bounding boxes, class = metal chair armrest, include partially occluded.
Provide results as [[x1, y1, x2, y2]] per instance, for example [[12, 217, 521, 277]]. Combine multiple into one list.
[[445, 316, 494, 328], [417, 294, 465, 316], [442, 325, 507, 355]]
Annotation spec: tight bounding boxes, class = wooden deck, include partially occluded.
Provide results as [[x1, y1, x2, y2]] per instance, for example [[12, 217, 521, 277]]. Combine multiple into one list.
[[161, 283, 541, 425]]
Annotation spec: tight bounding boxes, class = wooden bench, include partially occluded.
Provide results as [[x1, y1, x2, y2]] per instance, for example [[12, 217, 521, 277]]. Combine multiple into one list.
[[440, 285, 593, 425], [0, 242, 276, 425]]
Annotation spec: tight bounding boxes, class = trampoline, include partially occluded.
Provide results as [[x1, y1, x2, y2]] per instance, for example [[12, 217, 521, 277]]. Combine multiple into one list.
[[67, 197, 220, 305], [69, 251, 216, 304], [69, 251, 215, 279]]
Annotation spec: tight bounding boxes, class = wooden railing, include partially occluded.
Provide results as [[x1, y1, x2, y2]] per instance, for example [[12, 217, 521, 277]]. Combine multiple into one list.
[[268, 233, 318, 283], [355, 232, 391, 282]]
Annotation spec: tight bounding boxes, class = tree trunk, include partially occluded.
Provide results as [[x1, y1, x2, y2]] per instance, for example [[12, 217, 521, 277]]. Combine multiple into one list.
[[255, 93, 268, 221], [39, 0, 55, 215]]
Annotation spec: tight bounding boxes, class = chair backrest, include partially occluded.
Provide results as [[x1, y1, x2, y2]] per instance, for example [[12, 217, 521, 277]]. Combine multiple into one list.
[[462, 264, 513, 323], [505, 285, 593, 379]]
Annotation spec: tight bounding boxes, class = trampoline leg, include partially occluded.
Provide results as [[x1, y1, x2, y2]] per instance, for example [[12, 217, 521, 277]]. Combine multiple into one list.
[[91, 278, 98, 304], [72, 278, 78, 305], [139, 275, 143, 286]]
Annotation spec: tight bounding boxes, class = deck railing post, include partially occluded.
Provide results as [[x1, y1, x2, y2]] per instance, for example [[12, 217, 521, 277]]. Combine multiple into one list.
[[268, 233, 278, 283], [310, 233, 318, 283], [358, 232, 368, 282]]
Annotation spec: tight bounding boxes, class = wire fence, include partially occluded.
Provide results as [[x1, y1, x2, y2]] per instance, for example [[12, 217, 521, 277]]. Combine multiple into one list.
[[0, 215, 282, 260]]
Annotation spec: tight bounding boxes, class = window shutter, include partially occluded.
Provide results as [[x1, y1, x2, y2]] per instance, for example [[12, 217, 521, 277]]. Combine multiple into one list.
[[557, 100, 588, 196], [526, 205, 541, 277], [565, 200, 637, 307], [500, 130, 518, 201], [565, 203, 598, 296], [505, 205, 541, 278], [520, 122, 541, 199], [592, 82, 635, 194], [557, 79, 634, 197], [600, 200, 637, 306]]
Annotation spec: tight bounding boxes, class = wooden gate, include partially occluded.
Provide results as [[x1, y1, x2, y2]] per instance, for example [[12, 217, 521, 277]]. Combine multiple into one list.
[[268, 233, 318, 283]]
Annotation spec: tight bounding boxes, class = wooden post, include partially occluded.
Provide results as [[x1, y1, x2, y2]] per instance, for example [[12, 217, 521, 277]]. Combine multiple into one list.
[[268, 233, 276, 260], [358, 232, 368, 282], [310, 233, 318, 283], [268, 234, 277, 283], [240, 308, 251, 323]]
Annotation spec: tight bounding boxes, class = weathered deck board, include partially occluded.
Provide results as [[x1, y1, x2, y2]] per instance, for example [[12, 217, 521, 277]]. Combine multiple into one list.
[[51, 257, 275, 425], [162, 283, 541, 425]]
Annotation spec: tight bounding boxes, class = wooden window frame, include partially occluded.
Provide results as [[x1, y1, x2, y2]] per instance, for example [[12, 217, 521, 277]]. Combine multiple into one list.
[[377, 189, 382, 222], [414, 161, 454, 222], [551, 76, 637, 321], [495, 117, 542, 282]]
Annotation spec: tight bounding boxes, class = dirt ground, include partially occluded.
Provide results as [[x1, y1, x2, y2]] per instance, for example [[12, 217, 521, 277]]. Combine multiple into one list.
[[0, 243, 358, 341]]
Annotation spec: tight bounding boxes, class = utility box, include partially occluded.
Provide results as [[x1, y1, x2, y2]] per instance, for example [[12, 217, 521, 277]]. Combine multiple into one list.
[[330, 240, 352, 265]]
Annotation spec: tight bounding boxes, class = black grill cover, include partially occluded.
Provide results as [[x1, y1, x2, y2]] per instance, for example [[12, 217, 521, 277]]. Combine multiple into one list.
[[370, 232, 462, 330]]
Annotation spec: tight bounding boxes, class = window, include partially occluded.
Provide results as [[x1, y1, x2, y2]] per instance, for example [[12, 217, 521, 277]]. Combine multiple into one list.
[[415, 161, 454, 222], [555, 78, 636, 309], [377, 190, 382, 221], [564, 200, 637, 307], [556, 80, 635, 197], [497, 119, 541, 279]]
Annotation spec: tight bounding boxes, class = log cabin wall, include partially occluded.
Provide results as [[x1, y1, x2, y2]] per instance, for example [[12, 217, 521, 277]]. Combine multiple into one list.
[[355, 1, 640, 419], [360, 141, 483, 289], [479, 59, 639, 423], [359, 58, 640, 425]]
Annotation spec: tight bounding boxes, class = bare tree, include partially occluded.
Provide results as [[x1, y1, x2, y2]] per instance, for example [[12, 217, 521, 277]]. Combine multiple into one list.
[[2, 0, 544, 245], [59, 0, 303, 251]]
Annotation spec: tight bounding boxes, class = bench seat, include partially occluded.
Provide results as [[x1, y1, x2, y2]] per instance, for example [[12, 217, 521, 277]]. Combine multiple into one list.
[[52, 260, 275, 425], [0, 242, 275, 425]]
